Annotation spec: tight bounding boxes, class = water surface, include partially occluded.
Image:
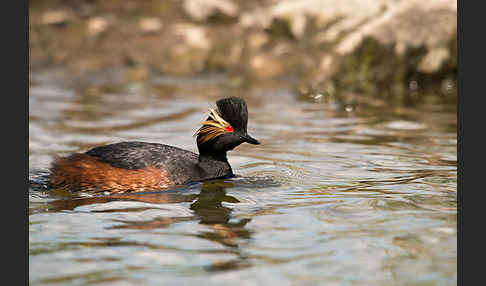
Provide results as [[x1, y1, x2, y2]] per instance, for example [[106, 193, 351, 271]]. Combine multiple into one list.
[[29, 68, 457, 285]]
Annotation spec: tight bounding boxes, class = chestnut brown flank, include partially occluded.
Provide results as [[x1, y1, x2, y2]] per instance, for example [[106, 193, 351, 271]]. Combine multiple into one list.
[[49, 154, 171, 193]]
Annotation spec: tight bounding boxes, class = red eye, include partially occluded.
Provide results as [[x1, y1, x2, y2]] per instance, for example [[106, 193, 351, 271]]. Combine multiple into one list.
[[225, 125, 234, 132]]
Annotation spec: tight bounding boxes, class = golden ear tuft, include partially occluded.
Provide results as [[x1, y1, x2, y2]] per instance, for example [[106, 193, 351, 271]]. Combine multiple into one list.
[[194, 107, 232, 144]]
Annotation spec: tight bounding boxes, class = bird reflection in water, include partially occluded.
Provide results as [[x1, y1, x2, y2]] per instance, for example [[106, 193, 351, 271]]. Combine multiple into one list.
[[190, 182, 252, 247], [189, 181, 253, 271], [44, 181, 253, 271]]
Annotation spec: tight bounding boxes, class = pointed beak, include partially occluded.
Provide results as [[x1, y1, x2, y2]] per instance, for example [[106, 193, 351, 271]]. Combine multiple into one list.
[[241, 133, 260, 145]]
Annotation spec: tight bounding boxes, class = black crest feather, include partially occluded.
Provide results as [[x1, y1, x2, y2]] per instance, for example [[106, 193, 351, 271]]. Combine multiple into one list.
[[216, 97, 248, 132]]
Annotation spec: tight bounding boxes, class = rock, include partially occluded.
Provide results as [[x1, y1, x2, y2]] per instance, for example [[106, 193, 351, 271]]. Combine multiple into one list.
[[41, 10, 71, 26], [239, 9, 269, 29], [336, 0, 457, 57], [172, 24, 212, 50], [248, 33, 268, 50], [183, 0, 239, 22], [138, 17, 163, 35], [242, 0, 456, 71], [238, 0, 456, 93], [30, 0, 457, 96], [418, 48, 450, 73], [249, 54, 284, 79], [241, 0, 383, 39], [87, 16, 110, 36], [165, 24, 213, 75], [319, 55, 335, 73], [166, 44, 209, 75]]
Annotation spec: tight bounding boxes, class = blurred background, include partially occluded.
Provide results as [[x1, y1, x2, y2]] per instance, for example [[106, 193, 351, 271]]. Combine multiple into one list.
[[29, 1, 457, 285], [30, 0, 456, 98]]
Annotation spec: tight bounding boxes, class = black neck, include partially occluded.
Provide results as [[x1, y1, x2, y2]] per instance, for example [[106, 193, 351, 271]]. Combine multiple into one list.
[[196, 151, 233, 180], [198, 151, 228, 162]]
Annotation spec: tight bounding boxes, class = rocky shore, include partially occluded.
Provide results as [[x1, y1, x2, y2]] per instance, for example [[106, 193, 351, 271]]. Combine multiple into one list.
[[29, 0, 457, 98]]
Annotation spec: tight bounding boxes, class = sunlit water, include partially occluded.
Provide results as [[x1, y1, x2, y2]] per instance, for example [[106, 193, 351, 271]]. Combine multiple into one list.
[[29, 68, 457, 285]]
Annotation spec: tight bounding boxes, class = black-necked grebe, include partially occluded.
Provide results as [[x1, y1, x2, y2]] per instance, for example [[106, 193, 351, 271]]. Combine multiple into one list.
[[48, 97, 260, 194]]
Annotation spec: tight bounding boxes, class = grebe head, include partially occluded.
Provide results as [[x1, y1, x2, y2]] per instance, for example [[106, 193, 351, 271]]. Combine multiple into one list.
[[195, 97, 260, 156]]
